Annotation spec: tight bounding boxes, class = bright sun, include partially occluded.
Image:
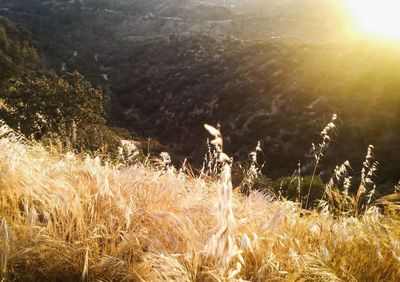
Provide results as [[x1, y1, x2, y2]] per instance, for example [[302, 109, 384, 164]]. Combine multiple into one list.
[[345, 0, 400, 40]]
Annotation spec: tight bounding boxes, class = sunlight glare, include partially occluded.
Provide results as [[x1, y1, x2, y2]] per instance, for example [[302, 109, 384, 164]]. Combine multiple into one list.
[[346, 0, 400, 40]]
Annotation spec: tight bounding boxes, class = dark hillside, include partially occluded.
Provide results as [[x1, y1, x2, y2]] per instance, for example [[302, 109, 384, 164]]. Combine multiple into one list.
[[0, 0, 399, 188], [0, 16, 39, 87], [107, 36, 400, 185]]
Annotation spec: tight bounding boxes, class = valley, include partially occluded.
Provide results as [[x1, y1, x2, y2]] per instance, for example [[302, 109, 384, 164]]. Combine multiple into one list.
[[0, 0, 399, 186]]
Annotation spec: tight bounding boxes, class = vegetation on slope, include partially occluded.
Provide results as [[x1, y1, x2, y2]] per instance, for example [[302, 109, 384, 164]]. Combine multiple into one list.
[[1, 1, 399, 188], [0, 16, 39, 88], [0, 5, 399, 279], [0, 17, 125, 154], [108, 36, 400, 185], [1, 71, 119, 151], [0, 124, 400, 281]]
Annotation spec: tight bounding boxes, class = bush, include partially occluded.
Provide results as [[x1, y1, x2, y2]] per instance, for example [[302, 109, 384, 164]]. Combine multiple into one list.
[[1, 71, 120, 152], [271, 175, 325, 208]]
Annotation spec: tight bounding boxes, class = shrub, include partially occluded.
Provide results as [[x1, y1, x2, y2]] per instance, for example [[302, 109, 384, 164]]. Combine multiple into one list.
[[1, 71, 120, 152], [272, 175, 325, 208]]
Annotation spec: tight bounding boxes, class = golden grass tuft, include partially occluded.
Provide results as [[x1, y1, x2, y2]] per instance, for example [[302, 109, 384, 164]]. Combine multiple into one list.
[[0, 137, 400, 281]]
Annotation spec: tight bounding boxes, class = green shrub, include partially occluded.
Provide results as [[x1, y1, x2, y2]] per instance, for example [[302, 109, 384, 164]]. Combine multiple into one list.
[[271, 176, 325, 208], [1, 71, 120, 152]]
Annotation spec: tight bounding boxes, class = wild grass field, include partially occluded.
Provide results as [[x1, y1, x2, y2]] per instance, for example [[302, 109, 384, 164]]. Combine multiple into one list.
[[1, 1, 400, 281], [0, 122, 399, 282]]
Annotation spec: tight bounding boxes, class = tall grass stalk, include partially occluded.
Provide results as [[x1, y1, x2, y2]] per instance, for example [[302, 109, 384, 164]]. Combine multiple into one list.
[[240, 141, 264, 195], [203, 124, 238, 264], [305, 114, 337, 208], [1, 219, 9, 279], [356, 145, 378, 213]]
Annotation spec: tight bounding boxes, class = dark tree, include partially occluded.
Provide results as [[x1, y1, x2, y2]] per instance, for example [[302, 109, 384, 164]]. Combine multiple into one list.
[[1, 71, 119, 151]]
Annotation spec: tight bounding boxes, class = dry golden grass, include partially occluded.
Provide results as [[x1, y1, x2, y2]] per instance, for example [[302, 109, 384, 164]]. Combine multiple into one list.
[[1, 137, 400, 281]]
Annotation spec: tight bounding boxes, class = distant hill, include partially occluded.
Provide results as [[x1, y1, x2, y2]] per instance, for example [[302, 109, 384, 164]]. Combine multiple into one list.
[[0, 0, 354, 41], [107, 36, 400, 185], [0, 0, 399, 189]]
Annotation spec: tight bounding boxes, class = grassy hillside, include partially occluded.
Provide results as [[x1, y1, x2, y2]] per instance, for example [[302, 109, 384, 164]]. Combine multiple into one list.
[[1, 1, 399, 186], [0, 2, 399, 280], [1, 2, 399, 186], [1, 126, 400, 281]]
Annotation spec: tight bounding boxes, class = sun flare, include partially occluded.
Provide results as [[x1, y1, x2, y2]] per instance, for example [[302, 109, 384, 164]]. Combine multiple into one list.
[[346, 0, 400, 40]]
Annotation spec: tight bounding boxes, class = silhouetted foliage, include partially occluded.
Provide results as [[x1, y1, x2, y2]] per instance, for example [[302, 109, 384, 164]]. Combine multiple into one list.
[[1, 71, 119, 151]]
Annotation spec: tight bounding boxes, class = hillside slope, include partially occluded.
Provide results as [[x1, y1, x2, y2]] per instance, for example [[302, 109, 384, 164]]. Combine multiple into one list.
[[0, 0, 399, 185], [109, 36, 400, 184], [0, 135, 400, 281]]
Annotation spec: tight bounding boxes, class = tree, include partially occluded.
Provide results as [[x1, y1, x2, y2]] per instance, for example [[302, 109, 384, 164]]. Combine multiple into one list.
[[1, 71, 119, 151]]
